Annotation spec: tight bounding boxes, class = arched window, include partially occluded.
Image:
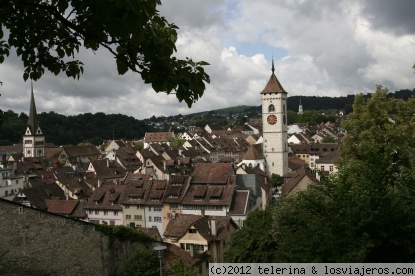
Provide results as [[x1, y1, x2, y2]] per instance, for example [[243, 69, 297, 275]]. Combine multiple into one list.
[[283, 104, 286, 113], [268, 104, 275, 112]]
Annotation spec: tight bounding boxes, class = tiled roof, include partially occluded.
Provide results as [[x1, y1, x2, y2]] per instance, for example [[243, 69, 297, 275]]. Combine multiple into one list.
[[84, 184, 126, 210], [144, 132, 174, 143], [164, 214, 236, 242], [228, 190, 249, 215], [260, 70, 287, 94], [191, 163, 234, 184], [243, 144, 264, 160], [45, 199, 79, 215], [181, 176, 235, 206]]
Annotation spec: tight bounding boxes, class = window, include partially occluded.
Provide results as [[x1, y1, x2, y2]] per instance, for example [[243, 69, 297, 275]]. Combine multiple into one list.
[[154, 216, 162, 222], [330, 166, 334, 172], [188, 228, 197, 234], [114, 211, 118, 216], [186, 244, 204, 252], [125, 205, 130, 209], [126, 215, 131, 220], [268, 104, 275, 112], [149, 216, 152, 222], [134, 215, 142, 221], [88, 210, 93, 214], [137, 205, 144, 209], [320, 166, 325, 171], [154, 207, 162, 212], [169, 204, 178, 210], [104, 211, 108, 216], [95, 210, 99, 215], [148, 207, 151, 211]]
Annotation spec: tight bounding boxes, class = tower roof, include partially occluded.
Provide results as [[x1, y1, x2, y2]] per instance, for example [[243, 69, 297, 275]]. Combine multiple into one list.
[[28, 83, 39, 134], [260, 60, 287, 94]]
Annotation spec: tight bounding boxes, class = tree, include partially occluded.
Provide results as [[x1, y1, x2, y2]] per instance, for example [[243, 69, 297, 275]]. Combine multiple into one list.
[[121, 247, 159, 276], [270, 85, 415, 262], [271, 173, 284, 189], [169, 259, 198, 276], [321, 135, 336, 143], [0, 0, 210, 107], [225, 208, 278, 263]]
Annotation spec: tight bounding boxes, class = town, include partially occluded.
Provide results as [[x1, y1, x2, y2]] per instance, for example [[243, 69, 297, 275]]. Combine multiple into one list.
[[0, 66, 344, 275]]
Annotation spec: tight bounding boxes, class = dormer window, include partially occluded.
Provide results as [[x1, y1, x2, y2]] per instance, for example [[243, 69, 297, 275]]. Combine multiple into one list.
[[188, 228, 197, 234], [194, 196, 203, 200]]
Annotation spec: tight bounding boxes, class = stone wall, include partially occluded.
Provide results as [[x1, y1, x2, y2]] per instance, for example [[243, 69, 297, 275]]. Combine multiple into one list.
[[0, 199, 143, 276]]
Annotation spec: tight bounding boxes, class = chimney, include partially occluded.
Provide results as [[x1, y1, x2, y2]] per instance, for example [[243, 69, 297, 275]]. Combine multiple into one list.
[[98, 178, 102, 188], [210, 217, 217, 236], [106, 158, 109, 168], [201, 209, 205, 217], [163, 160, 166, 171]]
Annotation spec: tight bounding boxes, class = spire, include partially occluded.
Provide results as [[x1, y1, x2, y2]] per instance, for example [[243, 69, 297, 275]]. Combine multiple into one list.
[[260, 58, 287, 94], [28, 82, 39, 135]]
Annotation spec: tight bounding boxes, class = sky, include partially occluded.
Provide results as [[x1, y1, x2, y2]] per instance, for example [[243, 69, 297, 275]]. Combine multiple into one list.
[[1, 0, 414, 120]]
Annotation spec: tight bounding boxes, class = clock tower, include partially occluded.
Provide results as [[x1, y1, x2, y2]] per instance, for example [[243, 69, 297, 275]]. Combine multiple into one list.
[[261, 60, 288, 177]]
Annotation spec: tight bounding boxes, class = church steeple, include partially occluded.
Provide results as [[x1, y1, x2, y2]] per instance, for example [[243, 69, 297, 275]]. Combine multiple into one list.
[[23, 83, 45, 158], [28, 82, 39, 135]]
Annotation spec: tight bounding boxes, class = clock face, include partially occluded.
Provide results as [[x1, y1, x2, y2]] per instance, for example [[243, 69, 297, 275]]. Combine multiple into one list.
[[267, 115, 277, 125]]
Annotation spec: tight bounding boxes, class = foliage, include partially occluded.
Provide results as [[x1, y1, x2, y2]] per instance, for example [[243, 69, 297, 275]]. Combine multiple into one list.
[[270, 85, 415, 262], [169, 259, 198, 276], [94, 224, 155, 244], [133, 144, 143, 151], [0, 110, 154, 146], [121, 247, 160, 276], [0, 0, 209, 107], [321, 135, 336, 143], [225, 208, 278, 263], [167, 136, 186, 147], [271, 174, 284, 188]]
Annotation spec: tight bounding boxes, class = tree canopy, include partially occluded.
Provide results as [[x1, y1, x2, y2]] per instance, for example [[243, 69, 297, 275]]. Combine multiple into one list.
[[0, 0, 210, 107]]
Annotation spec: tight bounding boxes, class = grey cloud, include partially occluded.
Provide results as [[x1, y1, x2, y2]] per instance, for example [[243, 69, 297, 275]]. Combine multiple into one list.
[[361, 0, 415, 35]]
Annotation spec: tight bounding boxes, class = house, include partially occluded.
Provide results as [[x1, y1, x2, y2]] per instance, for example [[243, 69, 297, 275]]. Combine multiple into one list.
[[12, 176, 65, 210], [119, 173, 152, 229], [281, 166, 319, 196], [83, 184, 126, 225], [104, 140, 129, 153], [237, 144, 265, 171], [315, 150, 340, 181], [0, 167, 24, 199], [161, 175, 192, 231], [58, 145, 101, 166], [163, 214, 238, 263], [52, 166, 93, 200], [105, 146, 142, 172], [143, 132, 175, 149], [181, 163, 236, 217], [162, 242, 210, 276]]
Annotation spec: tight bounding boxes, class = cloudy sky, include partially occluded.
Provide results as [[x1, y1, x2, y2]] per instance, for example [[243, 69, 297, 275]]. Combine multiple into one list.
[[1, 0, 414, 120]]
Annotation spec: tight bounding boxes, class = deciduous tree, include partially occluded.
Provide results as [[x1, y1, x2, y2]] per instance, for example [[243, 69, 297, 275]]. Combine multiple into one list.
[[0, 0, 210, 107]]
